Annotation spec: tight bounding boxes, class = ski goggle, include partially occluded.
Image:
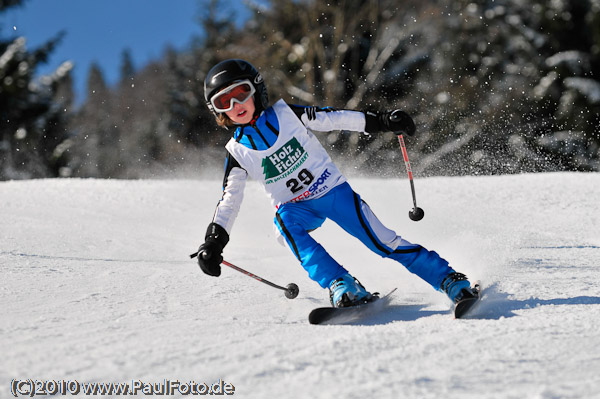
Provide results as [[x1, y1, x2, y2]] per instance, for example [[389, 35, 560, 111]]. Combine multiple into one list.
[[210, 80, 256, 113]]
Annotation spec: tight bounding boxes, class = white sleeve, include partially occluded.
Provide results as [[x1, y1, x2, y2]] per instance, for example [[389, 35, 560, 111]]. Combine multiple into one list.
[[212, 166, 247, 235], [298, 107, 367, 133]]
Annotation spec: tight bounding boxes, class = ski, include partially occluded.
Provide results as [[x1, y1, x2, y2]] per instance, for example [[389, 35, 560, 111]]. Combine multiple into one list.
[[308, 289, 397, 325], [454, 283, 481, 319]]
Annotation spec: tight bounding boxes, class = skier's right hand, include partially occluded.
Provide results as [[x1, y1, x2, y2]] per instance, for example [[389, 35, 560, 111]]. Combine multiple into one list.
[[197, 223, 229, 277]]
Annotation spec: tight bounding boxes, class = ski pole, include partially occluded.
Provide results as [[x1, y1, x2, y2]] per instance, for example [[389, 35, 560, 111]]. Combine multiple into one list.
[[397, 134, 425, 221], [190, 251, 299, 299]]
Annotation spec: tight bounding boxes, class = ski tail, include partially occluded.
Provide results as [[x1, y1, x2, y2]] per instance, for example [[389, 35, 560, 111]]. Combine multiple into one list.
[[309, 289, 396, 325]]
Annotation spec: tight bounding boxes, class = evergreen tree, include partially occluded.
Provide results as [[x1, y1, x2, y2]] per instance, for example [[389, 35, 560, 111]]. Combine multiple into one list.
[[63, 0, 599, 178], [70, 63, 121, 177], [0, 0, 23, 10], [409, 0, 600, 174], [119, 48, 135, 84], [165, 0, 236, 149], [1, 0, 73, 180]]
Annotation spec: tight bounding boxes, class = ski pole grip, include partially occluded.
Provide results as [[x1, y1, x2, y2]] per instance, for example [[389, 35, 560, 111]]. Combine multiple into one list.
[[189, 250, 209, 259], [189, 250, 211, 260], [390, 110, 402, 122], [190, 250, 214, 262], [388, 110, 416, 136]]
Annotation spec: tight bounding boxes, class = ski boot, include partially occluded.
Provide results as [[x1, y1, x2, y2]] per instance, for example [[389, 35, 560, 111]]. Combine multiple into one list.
[[329, 273, 372, 308], [441, 272, 474, 302]]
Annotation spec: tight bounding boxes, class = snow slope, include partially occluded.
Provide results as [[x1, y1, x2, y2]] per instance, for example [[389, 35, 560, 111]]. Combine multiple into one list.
[[2, 173, 600, 399]]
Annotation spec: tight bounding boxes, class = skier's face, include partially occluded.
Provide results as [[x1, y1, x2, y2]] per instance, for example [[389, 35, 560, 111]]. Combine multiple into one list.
[[225, 95, 255, 125]]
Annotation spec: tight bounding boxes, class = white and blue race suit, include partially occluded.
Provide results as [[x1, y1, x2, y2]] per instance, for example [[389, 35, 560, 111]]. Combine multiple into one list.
[[212, 99, 454, 289]]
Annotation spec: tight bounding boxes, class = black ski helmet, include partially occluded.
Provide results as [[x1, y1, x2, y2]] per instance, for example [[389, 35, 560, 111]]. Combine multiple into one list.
[[204, 59, 269, 115]]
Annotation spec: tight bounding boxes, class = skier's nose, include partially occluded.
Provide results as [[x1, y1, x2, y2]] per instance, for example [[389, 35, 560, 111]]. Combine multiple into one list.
[[232, 101, 244, 112]]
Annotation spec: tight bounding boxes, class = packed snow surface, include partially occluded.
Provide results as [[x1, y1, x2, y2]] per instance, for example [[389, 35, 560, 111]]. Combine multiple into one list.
[[2, 173, 600, 398]]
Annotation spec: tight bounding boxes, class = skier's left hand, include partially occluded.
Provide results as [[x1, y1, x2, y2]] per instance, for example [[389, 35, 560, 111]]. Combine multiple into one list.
[[382, 110, 416, 136], [364, 109, 416, 136]]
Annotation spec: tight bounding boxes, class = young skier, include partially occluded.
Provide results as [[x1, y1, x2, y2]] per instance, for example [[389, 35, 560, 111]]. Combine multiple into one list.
[[195, 59, 477, 309]]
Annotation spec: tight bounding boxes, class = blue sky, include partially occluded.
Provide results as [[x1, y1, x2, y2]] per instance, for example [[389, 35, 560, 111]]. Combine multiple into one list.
[[0, 0, 251, 104]]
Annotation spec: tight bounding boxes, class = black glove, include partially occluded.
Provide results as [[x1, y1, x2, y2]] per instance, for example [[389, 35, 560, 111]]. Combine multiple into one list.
[[196, 223, 229, 277], [365, 109, 416, 136]]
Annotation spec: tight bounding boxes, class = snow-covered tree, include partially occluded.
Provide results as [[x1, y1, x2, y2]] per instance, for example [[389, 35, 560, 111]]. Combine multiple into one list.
[[401, 0, 600, 175], [1, 2, 73, 180]]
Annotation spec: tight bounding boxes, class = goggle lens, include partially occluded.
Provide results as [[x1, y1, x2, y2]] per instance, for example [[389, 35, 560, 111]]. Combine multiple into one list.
[[211, 81, 255, 112]]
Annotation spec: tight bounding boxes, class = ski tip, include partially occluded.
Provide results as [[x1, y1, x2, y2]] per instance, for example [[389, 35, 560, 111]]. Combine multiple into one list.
[[454, 297, 479, 319], [453, 284, 482, 319]]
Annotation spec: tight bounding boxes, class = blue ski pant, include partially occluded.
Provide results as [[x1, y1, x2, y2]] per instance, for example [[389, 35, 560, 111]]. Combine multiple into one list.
[[274, 182, 454, 289]]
